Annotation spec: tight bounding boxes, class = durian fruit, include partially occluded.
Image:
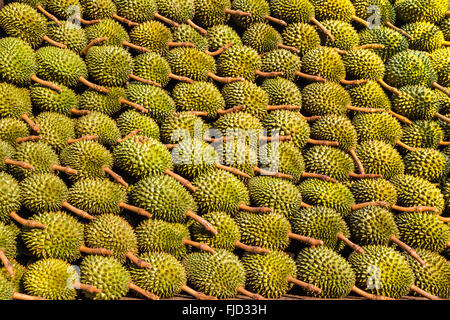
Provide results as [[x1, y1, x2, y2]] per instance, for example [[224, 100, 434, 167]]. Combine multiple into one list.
[[403, 149, 446, 182], [394, 0, 448, 24], [23, 258, 100, 300], [22, 211, 113, 262], [113, 0, 178, 25], [206, 24, 242, 52], [183, 250, 263, 299], [192, 0, 253, 28], [84, 213, 152, 268], [260, 77, 302, 107], [80, 0, 140, 25], [309, 0, 369, 26], [155, 0, 207, 34], [281, 23, 321, 57], [358, 27, 409, 62], [430, 47, 450, 87], [46, 21, 88, 54], [352, 0, 398, 28], [0, 258, 26, 293], [0, 118, 31, 148], [345, 81, 394, 116], [30, 83, 83, 116], [402, 21, 449, 52], [0, 221, 17, 278], [160, 112, 208, 144], [75, 111, 121, 147], [318, 20, 360, 52], [438, 17, 450, 41], [80, 255, 159, 300], [213, 111, 264, 142], [0, 140, 34, 173], [172, 24, 209, 52], [16, 0, 63, 26], [231, 0, 286, 28], [0, 276, 17, 300], [241, 250, 321, 298], [401, 120, 445, 149], [41, 0, 85, 21], [242, 22, 299, 54], [116, 110, 160, 140]]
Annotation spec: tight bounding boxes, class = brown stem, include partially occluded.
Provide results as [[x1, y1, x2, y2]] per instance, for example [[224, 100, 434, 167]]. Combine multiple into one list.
[[78, 17, 100, 25], [203, 136, 234, 143], [432, 82, 450, 97], [294, 71, 326, 82], [164, 168, 196, 192], [164, 143, 178, 149], [9, 211, 45, 229], [266, 105, 301, 111], [224, 8, 252, 17], [385, 21, 413, 40], [66, 135, 98, 144], [378, 79, 401, 95], [112, 13, 138, 27], [301, 172, 337, 183], [36, 5, 61, 25], [351, 201, 390, 210], [12, 292, 47, 300], [51, 163, 77, 175], [153, 12, 178, 27], [442, 41, 450, 46], [307, 138, 339, 146], [255, 70, 283, 78], [70, 108, 90, 116], [434, 112, 450, 123], [30, 74, 62, 92], [301, 202, 312, 208], [351, 286, 394, 300], [42, 35, 67, 49], [181, 285, 217, 300], [389, 236, 425, 266], [351, 15, 369, 27], [216, 105, 244, 114], [125, 252, 152, 269], [182, 239, 216, 254], [122, 40, 150, 53], [119, 202, 152, 219], [167, 73, 194, 84], [206, 72, 244, 83], [437, 216, 450, 222], [349, 148, 366, 175], [215, 163, 251, 178], [236, 286, 265, 300], [78, 76, 109, 93], [340, 78, 369, 85], [278, 43, 299, 53], [253, 166, 292, 179], [349, 172, 382, 179], [185, 210, 218, 235], [238, 203, 273, 213], [205, 42, 233, 56], [167, 41, 195, 48], [82, 37, 108, 55], [388, 110, 413, 125], [119, 98, 148, 113], [310, 17, 334, 40], [346, 105, 384, 113], [79, 245, 113, 256], [439, 140, 450, 146], [354, 44, 385, 50], [396, 140, 418, 152], [128, 282, 159, 300], [62, 202, 94, 220], [288, 232, 324, 247], [186, 19, 207, 35], [286, 276, 321, 294], [234, 241, 269, 254], [4, 158, 34, 170], [259, 135, 292, 142], [74, 282, 101, 294], [336, 233, 364, 254], [0, 249, 14, 278], [129, 73, 162, 87], [117, 129, 142, 143], [410, 284, 441, 300], [391, 204, 439, 213], [333, 47, 348, 55], [103, 167, 128, 188], [20, 114, 40, 133], [264, 15, 287, 26], [302, 115, 322, 122]]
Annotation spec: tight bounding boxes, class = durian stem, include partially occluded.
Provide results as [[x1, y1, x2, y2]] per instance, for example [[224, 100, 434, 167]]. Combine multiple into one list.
[[185, 210, 218, 235], [434, 112, 450, 123], [301, 172, 337, 183], [332, 47, 348, 55], [259, 135, 292, 142], [351, 201, 390, 210], [119, 202, 152, 219], [353, 44, 385, 50], [264, 15, 287, 26], [234, 241, 269, 254], [182, 239, 217, 254], [30, 75, 62, 92], [278, 43, 299, 53], [224, 8, 252, 17], [446, 11, 450, 17], [129, 73, 162, 87], [205, 42, 234, 56], [377, 79, 401, 95], [82, 37, 108, 55], [3, 158, 34, 170], [112, 13, 138, 27], [295, 71, 326, 82], [36, 5, 61, 25], [117, 129, 142, 143], [9, 211, 45, 229], [103, 167, 129, 188], [389, 236, 426, 266], [20, 114, 40, 133], [351, 286, 394, 300], [66, 135, 98, 144], [207, 72, 244, 83], [0, 250, 14, 278], [168, 73, 194, 83], [391, 204, 439, 213], [236, 287, 265, 300], [302, 115, 322, 122], [217, 105, 244, 114], [78, 17, 100, 25], [442, 41, 450, 46], [384, 22, 414, 40], [164, 143, 178, 149], [79, 245, 113, 256], [396, 140, 418, 152], [78, 76, 109, 94], [42, 35, 67, 49], [255, 70, 284, 78], [164, 168, 196, 192], [253, 166, 292, 179], [238, 203, 273, 214], [439, 140, 450, 146], [266, 105, 301, 111], [128, 282, 160, 300], [349, 148, 366, 175], [307, 138, 339, 147], [431, 82, 450, 97], [125, 252, 152, 269], [181, 285, 217, 300], [288, 232, 324, 247], [346, 105, 384, 113], [152, 12, 177, 27], [186, 19, 207, 35], [349, 172, 382, 179], [336, 233, 364, 254], [437, 216, 450, 222], [388, 110, 413, 125], [300, 202, 312, 208], [122, 40, 150, 53], [187, 110, 209, 116], [74, 282, 101, 294], [351, 15, 369, 27], [12, 292, 47, 300], [119, 98, 148, 113], [70, 108, 90, 116], [340, 78, 368, 85], [168, 41, 196, 48], [51, 163, 77, 175], [286, 276, 321, 294], [310, 17, 334, 41], [62, 202, 94, 220], [215, 163, 251, 178], [410, 284, 441, 300], [204, 136, 234, 143]]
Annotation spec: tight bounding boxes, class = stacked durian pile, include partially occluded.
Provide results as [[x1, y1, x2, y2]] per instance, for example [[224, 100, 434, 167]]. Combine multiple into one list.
[[0, 0, 449, 301]]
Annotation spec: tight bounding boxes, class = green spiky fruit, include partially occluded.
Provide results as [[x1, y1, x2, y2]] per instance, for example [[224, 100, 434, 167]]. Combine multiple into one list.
[[353, 0, 396, 23], [0, 221, 17, 261], [0, 172, 21, 223], [0, 37, 37, 87], [0, 259, 25, 293], [79, 87, 125, 116], [35, 112, 75, 152], [242, 22, 282, 54], [84, 18, 129, 48], [309, 0, 356, 22], [114, 0, 157, 22], [269, 0, 315, 23], [349, 178, 398, 206], [301, 82, 351, 116], [30, 83, 78, 116], [75, 111, 120, 147], [358, 27, 409, 62], [230, 0, 271, 28], [192, 0, 232, 28], [216, 44, 260, 82], [341, 49, 385, 81], [392, 85, 439, 121], [0, 118, 30, 148], [132, 52, 172, 88], [281, 22, 320, 56], [160, 111, 208, 143], [403, 149, 446, 182], [0, 141, 16, 172], [437, 17, 450, 41], [0, 276, 14, 300], [262, 110, 309, 148], [183, 250, 245, 298], [394, 0, 447, 23], [260, 77, 302, 107], [116, 110, 160, 140], [129, 20, 173, 56], [44, 0, 83, 19], [304, 145, 354, 181], [295, 246, 356, 298], [206, 24, 242, 51], [403, 22, 447, 52], [401, 120, 444, 149], [214, 111, 264, 141], [172, 24, 208, 52], [155, 0, 195, 23], [346, 80, 391, 111], [348, 245, 414, 298], [46, 21, 87, 54], [310, 115, 357, 151], [352, 112, 402, 146], [0, 82, 32, 120], [260, 49, 302, 82], [319, 20, 359, 51], [166, 47, 217, 81], [430, 47, 450, 87], [79, 0, 118, 19]]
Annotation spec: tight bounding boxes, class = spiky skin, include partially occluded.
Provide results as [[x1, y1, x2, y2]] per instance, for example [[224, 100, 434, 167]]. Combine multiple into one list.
[[216, 44, 261, 82], [130, 174, 197, 223], [241, 251, 296, 299], [342, 49, 385, 81], [296, 246, 356, 298], [352, 112, 402, 146], [79, 87, 125, 116], [262, 49, 304, 83], [79, 0, 118, 19], [135, 219, 189, 259], [403, 22, 446, 52], [183, 250, 245, 299], [261, 77, 302, 107], [392, 85, 439, 121], [133, 52, 172, 88], [401, 120, 444, 149], [46, 21, 87, 54], [230, 0, 271, 28], [192, 0, 232, 28], [290, 206, 350, 252], [45, 0, 83, 19], [128, 252, 187, 298], [0, 141, 16, 172], [301, 82, 351, 116], [262, 110, 309, 149], [358, 27, 409, 62], [166, 47, 217, 81], [309, 0, 356, 22], [214, 111, 264, 140], [155, 0, 195, 23], [304, 145, 354, 181], [129, 20, 173, 56], [30, 83, 78, 116], [84, 18, 129, 48], [281, 23, 320, 56], [114, 0, 157, 23], [75, 111, 120, 147], [80, 255, 130, 300], [349, 178, 398, 206], [116, 110, 160, 140], [222, 80, 269, 119], [302, 46, 346, 81], [298, 179, 355, 217], [0, 276, 14, 300], [310, 115, 357, 151], [394, 0, 447, 23], [0, 118, 30, 148], [0, 259, 25, 293], [0, 221, 17, 260], [0, 37, 36, 87], [346, 80, 391, 111], [242, 23, 282, 54], [35, 112, 75, 153], [353, 0, 395, 23], [403, 149, 446, 182], [0, 82, 32, 119], [172, 24, 209, 52], [206, 24, 242, 51], [430, 47, 450, 87], [348, 245, 414, 298], [319, 20, 359, 51], [23, 258, 79, 300], [0, 173, 21, 223], [270, 0, 314, 23], [438, 17, 450, 41], [84, 213, 138, 263]]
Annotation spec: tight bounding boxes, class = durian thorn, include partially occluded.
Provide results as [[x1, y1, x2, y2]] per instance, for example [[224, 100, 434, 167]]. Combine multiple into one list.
[[3, 158, 34, 170], [51, 163, 77, 175], [66, 135, 98, 144], [0, 249, 14, 278], [391, 204, 439, 213], [410, 284, 441, 300], [295, 71, 326, 82], [205, 42, 234, 56], [353, 44, 385, 50], [377, 79, 401, 95], [62, 202, 94, 220], [207, 72, 244, 83], [346, 105, 384, 113], [437, 216, 450, 222], [288, 232, 324, 247], [396, 140, 418, 152], [79, 245, 113, 256], [9, 211, 45, 229], [122, 40, 150, 53], [255, 70, 283, 78], [125, 252, 153, 269], [153, 12, 178, 27], [164, 168, 196, 192], [389, 236, 426, 266], [351, 286, 394, 300], [264, 15, 287, 26], [336, 233, 364, 254], [259, 135, 292, 142], [307, 138, 339, 147], [286, 276, 322, 294], [349, 172, 382, 179], [302, 115, 322, 122], [431, 82, 450, 97], [129, 74, 162, 87], [186, 19, 207, 35], [300, 202, 312, 208], [434, 112, 450, 123], [119, 201, 152, 219], [384, 22, 414, 40], [30, 75, 62, 93], [266, 105, 301, 111], [103, 167, 129, 188], [168, 41, 196, 48], [82, 37, 108, 55], [301, 172, 337, 183], [236, 287, 266, 300], [42, 35, 67, 49], [351, 201, 390, 211], [215, 163, 251, 178], [12, 292, 48, 300], [349, 148, 366, 175], [217, 105, 245, 114], [439, 140, 450, 146], [168, 73, 195, 83], [185, 210, 218, 235], [238, 203, 273, 214], [128, 282, 160, 300], [351, 15, 369, 27], [112, 13, 138, 27], [78, 17, 100, 25], [78, 76, 109, 93], [119, 98, 148, 113], [15, 135, 41, 144], [340, 78, 368, 85], [70, 108, 90, 116], [387, 110, 413, 125], [224, 8, 252, 17], [20, 114, 40, 133], [164, 143, 178, 149], [36, 5, 61, 25], [234, 241, 269, 254], [253, 166, 292, 179], [278, 43, 299, 53], [182, 239, 217, 254], [310, 17, 334, 41], [442, 41, 450, 46], [181, 285, 217, 300], [74, 282, 101, 294]]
